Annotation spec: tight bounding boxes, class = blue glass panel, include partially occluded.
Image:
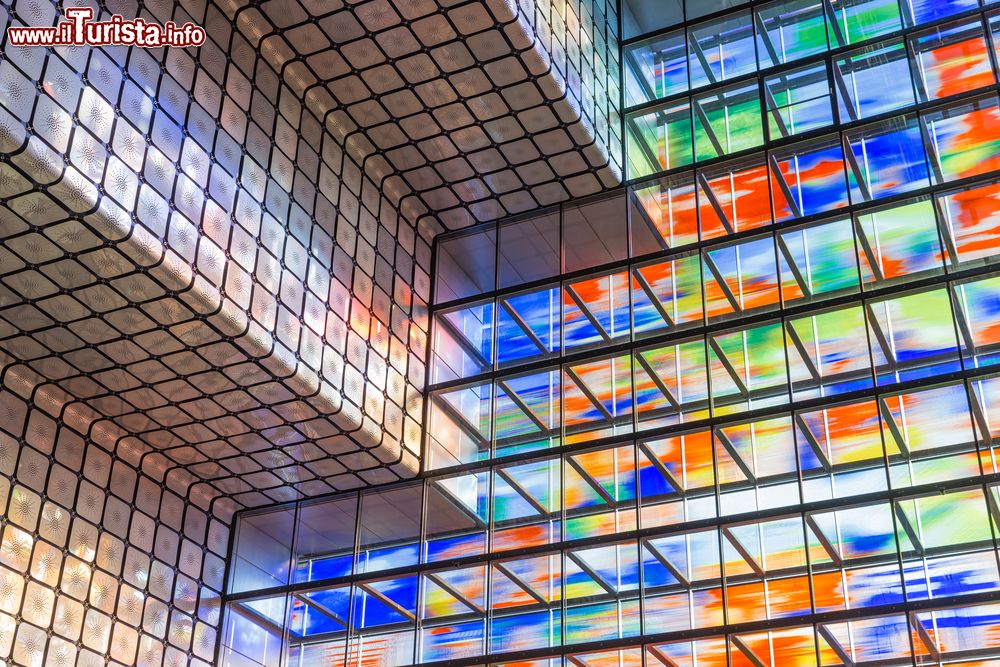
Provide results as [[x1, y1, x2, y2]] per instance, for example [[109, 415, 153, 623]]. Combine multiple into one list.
[[301, 554, 352, 582], [770, 137, 849, 221], [688, 11, 757, 89], [356, 544, 420, 574], [352, 577, 418, 630], [846, 117, 930, 202], [424, 533, 487, 564], [624, 29, 688, 106], [835, 41, 915, 120], [904, 0, 979, 26], [497, 287, 560, 368]]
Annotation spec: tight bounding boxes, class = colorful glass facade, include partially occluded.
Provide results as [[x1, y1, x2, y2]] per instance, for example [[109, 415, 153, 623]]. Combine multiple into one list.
[[223, 1, 1000, 667]]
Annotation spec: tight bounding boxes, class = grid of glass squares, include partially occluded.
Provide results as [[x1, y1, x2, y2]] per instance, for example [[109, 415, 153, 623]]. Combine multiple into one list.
[[226, 380, 1000, 664]]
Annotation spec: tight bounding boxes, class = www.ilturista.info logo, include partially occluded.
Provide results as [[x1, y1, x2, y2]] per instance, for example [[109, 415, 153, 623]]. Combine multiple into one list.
[[6, 7, 206, 47]]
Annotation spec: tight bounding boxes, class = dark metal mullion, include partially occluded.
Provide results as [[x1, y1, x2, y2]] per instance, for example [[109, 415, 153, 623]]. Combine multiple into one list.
[[968, 383, 996, 450], [818, 0, 846, 47], [430, 482, 488, 530], [437, 314, 491, 370], [715, 428, 757, 484], [425, 572, 486, 616], [836, 46, 912, 76], [709, 336, 750, 397], [295, 547, 354, 562], [817, 624, 855, 667], [805, 513, 843, 568], [784, 320, 822, 382], [688, 32, 720, 88], [697, 171, 736, 235], [566, 550, 618, 596], [776, 232, 813, 299], [842, 133, 873, 201], [753, 10, 782, 67], [879, 397, 911, 460], [566, 283, 614, 345], [642, 538, 691, 588], [985, 488, 1000, 532], [630, 189, 672, 252], [909, 611, 941, 662], [831, 60, 860, 122], [865, 302, 896, 369], [934, 646, 1000, 663], [693, 94, 727, 157], [633, 267, 676, 328], [626, 113, 668, 175], [231, 601, 286, 637], [566, 455, 618, 506], [763, 81, 794, 139], [986, 12, 1000, 86], [893, 502, 925, 556], [295, 592, 349, 628], [721, 525, 765, 578], [624, 47, 661, 105], [769, 153, 804, 218], [794, 414, 833, 474], [495, 467, 550, 517], [952, 290, 978, 358], [497, 378, 549, 434], [565, 365, 615, 422], [492, 562, 549, 607], [918, 115, 946, 184], [638, 441, 686, 496], [703, 250, 743, 313], [935, 203, 962, 268], [283, 628, 350, 648], [357, 582, 417, 622], [284, 499, 303, 665], [853, 217, 885, 283], [910, 42, 931, 103], [435, 395, 489, 446], [647, 643, 683, 667], [635, 351, 682, 411], [731, 636, 768, 667], [499, 298, 549, 355]]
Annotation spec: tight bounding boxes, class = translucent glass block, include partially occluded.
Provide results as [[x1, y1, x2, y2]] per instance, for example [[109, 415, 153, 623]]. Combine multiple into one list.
[[693, 82, 764, 161]]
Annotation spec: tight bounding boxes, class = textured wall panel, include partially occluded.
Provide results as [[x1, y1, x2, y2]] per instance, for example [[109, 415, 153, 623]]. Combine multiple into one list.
[[0, 0, 623, 507], [0, 0, 442, 509], [217, 0, 623, 234], [0, 381, 231, 667]]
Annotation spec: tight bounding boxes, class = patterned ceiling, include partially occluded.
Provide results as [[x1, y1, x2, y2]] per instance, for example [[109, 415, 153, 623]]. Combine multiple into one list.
[[222, 0, 622, 234], [0, 0, 622, 514]]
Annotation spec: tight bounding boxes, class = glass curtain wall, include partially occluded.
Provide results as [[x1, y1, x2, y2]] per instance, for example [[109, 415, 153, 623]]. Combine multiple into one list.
[[222, 1, 1000, 667]]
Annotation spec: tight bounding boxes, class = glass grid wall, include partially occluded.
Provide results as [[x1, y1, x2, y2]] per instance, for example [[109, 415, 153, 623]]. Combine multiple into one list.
[[222, 1, 1000, 667]]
